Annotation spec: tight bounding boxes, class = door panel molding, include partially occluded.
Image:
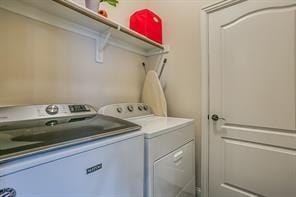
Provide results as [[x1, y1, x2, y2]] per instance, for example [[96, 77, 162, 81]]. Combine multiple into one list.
[[223, 138, 296, 155], [222, 4, 296, 29], [220, 7, 296, 130], [222, 125, 296, 150], [223, 139, 296, 197], [221, 183, 263, 197]]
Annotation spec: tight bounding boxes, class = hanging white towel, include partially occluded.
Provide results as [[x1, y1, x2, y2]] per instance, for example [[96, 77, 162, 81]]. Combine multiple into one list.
[[141, 71, 167, 117]]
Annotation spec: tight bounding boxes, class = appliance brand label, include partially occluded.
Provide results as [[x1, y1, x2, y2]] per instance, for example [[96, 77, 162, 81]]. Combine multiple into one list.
[[86, 163, 102, 174], [0, 188, 16, 197]]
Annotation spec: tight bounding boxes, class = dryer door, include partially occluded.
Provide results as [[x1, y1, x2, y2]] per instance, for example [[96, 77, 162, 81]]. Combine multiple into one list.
[[154, 141, 195, 197]]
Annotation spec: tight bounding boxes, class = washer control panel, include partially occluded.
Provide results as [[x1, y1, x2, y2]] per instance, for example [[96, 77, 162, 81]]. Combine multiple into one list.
[[99, 103, 152, 119], [0, 104, 97, 123], [42, 104, 94, 116]]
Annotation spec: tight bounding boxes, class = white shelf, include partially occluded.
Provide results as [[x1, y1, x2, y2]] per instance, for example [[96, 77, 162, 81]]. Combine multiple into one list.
[[0, 0, 169, 63]]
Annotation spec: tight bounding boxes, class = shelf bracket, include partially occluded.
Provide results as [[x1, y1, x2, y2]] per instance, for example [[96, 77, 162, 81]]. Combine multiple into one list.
[[145, 45, 170, 57], [96, 28, 113, 63]]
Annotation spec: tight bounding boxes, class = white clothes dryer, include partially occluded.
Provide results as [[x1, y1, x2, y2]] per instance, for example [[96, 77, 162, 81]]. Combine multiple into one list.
[[99, 103, 196, 197]]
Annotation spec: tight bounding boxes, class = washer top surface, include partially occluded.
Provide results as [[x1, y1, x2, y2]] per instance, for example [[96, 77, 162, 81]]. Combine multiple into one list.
[[0, 104, 141, 163], [99, 103, 194, 139]]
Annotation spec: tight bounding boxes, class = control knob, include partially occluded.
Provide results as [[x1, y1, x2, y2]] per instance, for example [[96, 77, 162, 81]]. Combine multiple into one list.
[[143, 105, 149, 111], [117, 107, 123, 113], [127, 105, 134, 112], [46, 105, 59, 115]]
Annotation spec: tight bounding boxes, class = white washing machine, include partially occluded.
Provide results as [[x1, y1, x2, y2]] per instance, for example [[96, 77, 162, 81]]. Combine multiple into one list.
[[99, 103, 196, 197], [0, 104, 144, 197]]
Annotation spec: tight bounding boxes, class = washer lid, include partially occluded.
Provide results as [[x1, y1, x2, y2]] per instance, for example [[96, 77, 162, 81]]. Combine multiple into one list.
[[128, 116, 194, 139], [0, 114, 141, 163]]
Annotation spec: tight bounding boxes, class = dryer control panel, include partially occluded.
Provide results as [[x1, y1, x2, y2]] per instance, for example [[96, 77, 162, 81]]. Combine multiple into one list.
[[99, 103, 152, 119]]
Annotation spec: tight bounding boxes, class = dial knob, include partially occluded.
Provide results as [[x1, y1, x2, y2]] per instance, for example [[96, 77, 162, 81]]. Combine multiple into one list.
[[127, 105, 134, 112], [143, 105, 148, 111], [46, 105, 59, 115], [138, 105, 143, 111], [117, 107, 123, 113]]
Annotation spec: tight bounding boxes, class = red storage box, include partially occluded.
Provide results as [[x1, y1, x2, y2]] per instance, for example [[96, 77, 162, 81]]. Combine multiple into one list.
[[130, 9, 162, 44]]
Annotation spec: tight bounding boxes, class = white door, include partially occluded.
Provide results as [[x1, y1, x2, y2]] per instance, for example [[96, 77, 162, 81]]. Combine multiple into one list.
[[207, 1, 296, 197]]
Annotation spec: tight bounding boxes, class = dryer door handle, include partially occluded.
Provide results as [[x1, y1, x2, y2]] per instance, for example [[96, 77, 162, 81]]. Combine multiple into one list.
[[174, 150, 183, 162]]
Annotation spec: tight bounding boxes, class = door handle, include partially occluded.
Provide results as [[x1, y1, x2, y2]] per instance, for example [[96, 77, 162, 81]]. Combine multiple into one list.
[[211, 114, 225, 121], [174, 150, 183, 163]]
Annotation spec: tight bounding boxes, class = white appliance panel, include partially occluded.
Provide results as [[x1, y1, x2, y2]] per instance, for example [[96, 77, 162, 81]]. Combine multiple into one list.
[[154, 141, 194, 197], [0, 135, 144, 197]]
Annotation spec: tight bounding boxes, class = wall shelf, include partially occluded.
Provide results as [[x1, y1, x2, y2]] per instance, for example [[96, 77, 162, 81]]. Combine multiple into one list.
[[0, 0, 169, 63]]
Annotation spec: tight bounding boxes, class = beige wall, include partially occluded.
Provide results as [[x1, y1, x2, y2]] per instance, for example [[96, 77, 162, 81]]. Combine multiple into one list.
[[102, 0, 148, 26], [0, 0, 217, 192], [0, 0, 148, 109], [146, 0, 217, 189]]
